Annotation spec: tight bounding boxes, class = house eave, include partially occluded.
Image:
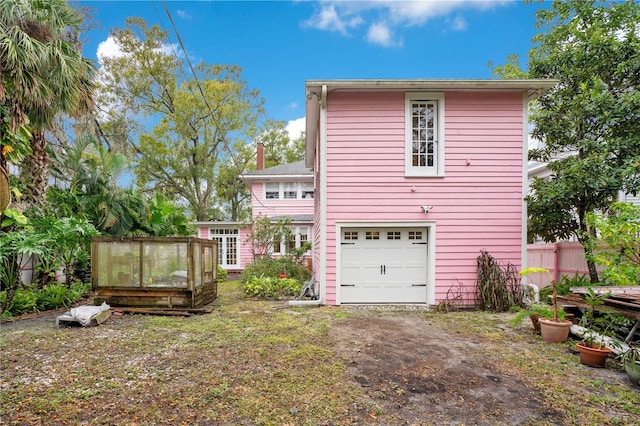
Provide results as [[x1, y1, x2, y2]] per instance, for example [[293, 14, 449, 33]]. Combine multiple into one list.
[[305, 79, 558, 97], [241, 174, 313, 185]]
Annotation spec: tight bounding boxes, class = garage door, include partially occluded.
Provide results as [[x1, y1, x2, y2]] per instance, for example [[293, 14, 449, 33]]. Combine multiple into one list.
[[340, 227, 428, 304]]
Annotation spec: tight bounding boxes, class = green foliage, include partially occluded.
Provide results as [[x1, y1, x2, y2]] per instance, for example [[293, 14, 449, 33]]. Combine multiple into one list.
[[7, 288, 38, 315], [499, 0, 640, 284], [37, 283, 73, 311], [476, 250, 525, 312], [539, 272, 589, 301], [217, 265, 228, 282], [511, 303, 566, 327], [98, 18, 265, 221], [0, 282, 89, 317], [243, 275, 300, 299], [587, 202, 640, 286], [241, 256, 311, 285], [244, 216, 294, 261]]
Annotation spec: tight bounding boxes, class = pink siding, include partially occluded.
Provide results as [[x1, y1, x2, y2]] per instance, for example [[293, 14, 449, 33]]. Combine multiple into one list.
[[323, 91, 525, 304], [250, 182, 314, 217]]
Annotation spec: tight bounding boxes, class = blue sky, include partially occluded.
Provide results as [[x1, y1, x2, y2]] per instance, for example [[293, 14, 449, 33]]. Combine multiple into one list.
[[80, 0, 545, 135]]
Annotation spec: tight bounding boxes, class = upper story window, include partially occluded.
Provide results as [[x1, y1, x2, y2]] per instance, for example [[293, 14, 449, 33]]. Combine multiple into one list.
[[263, 182, 314, 200], [405, 92, 445, 177]]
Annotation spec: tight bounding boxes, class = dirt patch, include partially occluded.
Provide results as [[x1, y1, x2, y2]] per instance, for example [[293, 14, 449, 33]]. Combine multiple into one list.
[[1, 293, 638, 425], [331, 313, 563, 425]]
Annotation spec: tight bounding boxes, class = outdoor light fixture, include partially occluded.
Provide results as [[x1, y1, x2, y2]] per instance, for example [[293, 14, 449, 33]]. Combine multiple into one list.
[[421, 205, 433, 213]]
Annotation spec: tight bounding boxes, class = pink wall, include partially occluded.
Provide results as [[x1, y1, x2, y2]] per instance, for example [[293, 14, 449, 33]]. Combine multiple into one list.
[[322, 90, 525, 304]]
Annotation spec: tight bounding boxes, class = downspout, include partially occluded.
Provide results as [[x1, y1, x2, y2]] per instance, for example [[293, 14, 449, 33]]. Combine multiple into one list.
[[521, 92, 539, 303], [319, 85, 328, 304]]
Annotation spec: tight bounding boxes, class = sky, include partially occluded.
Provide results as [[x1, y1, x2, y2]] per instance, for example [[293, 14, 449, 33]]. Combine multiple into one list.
[[79, 0, 547, 138]]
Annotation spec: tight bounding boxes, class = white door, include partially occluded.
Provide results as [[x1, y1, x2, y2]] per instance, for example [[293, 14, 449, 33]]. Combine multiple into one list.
[[340, 227, 428, 304], [209, 228, 239, 269]]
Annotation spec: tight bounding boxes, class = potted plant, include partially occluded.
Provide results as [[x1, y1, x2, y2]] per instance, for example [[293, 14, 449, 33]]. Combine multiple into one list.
[[511, 303, 566, 333], [576, 289, 613, 368], [618, 345, 640, 385], [519, 267, 572, 343]]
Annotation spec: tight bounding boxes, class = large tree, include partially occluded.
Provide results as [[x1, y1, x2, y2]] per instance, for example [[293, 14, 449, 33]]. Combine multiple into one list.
[[510, 0, 640, 283], [0, 0, 96, 209], [98, 18, 265, 221]]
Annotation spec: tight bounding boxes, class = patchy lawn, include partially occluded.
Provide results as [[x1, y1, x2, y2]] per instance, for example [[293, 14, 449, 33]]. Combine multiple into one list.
[[1, 281, 638, 425]]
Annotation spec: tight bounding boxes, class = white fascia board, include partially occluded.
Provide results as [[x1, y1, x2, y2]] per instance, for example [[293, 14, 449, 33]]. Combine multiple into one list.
[[306, 79, 558, 100], [241, 174, 313, 184]]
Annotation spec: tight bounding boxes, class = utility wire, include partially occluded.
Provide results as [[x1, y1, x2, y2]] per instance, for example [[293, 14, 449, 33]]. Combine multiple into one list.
[[159, 0, 270, 214]]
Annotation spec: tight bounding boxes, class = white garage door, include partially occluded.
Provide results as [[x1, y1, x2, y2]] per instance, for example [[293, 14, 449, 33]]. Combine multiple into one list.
[[340, 227, 428, 304]]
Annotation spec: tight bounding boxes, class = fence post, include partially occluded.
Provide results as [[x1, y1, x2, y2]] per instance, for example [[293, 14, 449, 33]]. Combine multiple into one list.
[[553, 243, 560, 284]]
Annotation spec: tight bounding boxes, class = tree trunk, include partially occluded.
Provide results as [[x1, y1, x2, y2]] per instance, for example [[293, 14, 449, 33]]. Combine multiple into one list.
[[23, 130, 49, 210], [583, 244, 600, 284]]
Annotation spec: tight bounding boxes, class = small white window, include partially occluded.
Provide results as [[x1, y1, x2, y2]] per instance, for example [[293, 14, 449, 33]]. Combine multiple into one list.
[[283, 182, 297, 199], [265, 183, 279, 199], [301, 183, 314, 199], [405, 92, 445, 177]]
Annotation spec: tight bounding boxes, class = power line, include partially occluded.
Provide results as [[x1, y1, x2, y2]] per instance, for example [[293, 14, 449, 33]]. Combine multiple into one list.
[[160, 0, 271, 215]]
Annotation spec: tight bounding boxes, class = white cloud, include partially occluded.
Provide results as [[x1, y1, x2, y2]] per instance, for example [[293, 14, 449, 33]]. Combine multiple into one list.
[[366, 22, 402, 48], [286, 117, 306, 140], [176, 10, 192, 20], [97, 36, 124, 62], [303, 0, 509, 46], [288, 101, 299, 110], [451, 16, 468, 31], [302, 3, 363, 35]]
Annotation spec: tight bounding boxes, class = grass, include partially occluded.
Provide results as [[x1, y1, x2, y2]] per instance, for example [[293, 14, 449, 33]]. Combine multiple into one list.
[[1, 281, 639, 425]]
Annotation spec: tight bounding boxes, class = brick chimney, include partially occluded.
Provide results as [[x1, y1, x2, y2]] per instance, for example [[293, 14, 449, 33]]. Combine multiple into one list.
[[256, 142, 264, 170]]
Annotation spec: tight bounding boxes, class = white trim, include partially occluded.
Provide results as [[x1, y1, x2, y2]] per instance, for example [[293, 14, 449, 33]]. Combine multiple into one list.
[[521, 92, 529, 278], [334, 221, 436, 305], [405, 92, 445, 177], [319, 85, 328, 304]]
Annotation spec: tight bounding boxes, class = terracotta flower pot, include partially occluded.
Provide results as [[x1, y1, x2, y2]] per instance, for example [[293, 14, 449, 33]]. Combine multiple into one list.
[[577, 342, 611, 368], [538, 318, 572, 343]]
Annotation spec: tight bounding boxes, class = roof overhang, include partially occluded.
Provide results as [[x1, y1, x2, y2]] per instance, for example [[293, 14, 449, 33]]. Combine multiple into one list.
[[241, 173, 313, 185], [304, 79, 558, 168]]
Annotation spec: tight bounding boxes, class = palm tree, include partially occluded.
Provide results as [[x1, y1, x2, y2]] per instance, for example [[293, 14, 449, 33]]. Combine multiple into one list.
[[0, 0, 96, 208]]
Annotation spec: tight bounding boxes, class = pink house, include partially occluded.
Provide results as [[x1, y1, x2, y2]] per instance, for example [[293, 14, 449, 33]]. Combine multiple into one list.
[[304, 79, 557, 306], [194, 146, 314, 273]]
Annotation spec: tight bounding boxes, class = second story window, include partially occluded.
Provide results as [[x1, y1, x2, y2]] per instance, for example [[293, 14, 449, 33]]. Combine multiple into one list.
[[265, 183, 279, 199], [405, 92, 445, 177], [263, 182, 314, 200]]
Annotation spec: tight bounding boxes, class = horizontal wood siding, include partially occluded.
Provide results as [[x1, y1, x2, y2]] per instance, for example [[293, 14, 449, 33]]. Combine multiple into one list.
[[324, 91, 525, 304]]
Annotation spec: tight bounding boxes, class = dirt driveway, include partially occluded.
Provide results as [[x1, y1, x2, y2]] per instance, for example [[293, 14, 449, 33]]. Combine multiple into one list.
[[1, 295, 638, 425], [330, 311, 564, 425]]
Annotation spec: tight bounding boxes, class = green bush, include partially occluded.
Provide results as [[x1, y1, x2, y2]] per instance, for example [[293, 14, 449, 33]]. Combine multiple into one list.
[[217, 265, 228, 282], [243, 275, 300, 299], [8, 288, 39, 315], [37, 283, 73, 311], [241, 257, 310, 284]]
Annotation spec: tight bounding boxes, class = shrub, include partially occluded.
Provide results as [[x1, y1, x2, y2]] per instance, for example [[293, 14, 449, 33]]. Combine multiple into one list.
[[37, 283, 72, 311], [8, 288, 38, 315], [241, 257, 310, 284], [217, 265, 228, 282], [243, 275, 300, 299], [476, 250, 525, 312]]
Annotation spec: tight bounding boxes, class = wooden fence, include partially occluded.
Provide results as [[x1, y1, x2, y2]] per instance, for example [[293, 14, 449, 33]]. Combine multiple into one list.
[[526, 241, 594, 288]]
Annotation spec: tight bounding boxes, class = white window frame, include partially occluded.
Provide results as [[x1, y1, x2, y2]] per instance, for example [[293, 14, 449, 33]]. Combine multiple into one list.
[[405, 92, 445, 177], [263, 182, 314, 200], [274, 226, 310, 255]]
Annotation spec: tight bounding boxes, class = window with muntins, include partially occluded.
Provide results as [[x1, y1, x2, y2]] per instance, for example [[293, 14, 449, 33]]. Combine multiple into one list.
[[405, 92, 444, 177], [263, 182, 314, 200]]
